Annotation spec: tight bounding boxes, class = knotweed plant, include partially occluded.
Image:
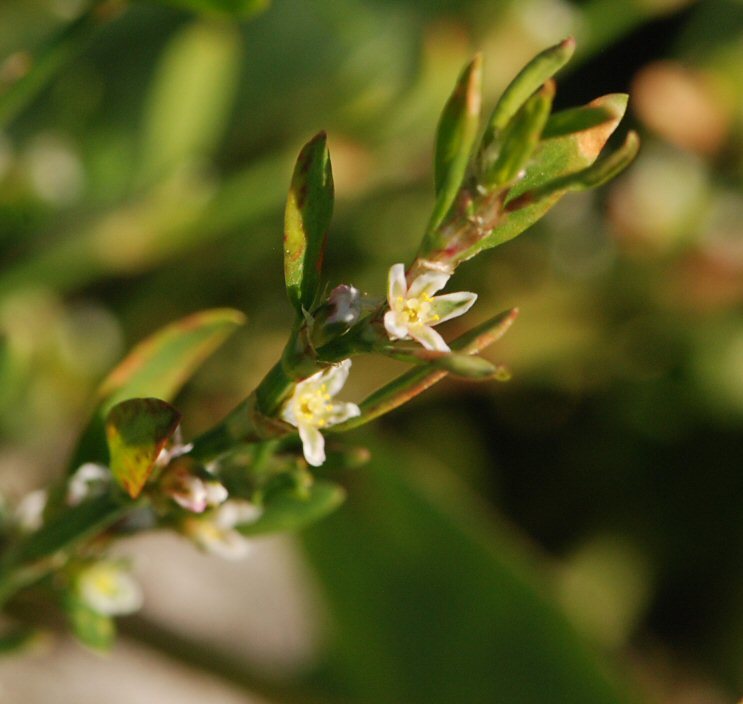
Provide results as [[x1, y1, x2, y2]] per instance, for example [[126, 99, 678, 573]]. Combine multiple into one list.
[[0, 39, 637, 651]]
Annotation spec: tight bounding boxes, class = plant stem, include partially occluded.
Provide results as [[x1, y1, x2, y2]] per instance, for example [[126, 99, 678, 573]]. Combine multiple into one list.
[[0, 0, 126, 128]]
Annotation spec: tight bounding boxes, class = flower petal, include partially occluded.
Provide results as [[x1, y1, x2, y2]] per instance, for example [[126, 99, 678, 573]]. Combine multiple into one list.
[[327, 401, 361, 426], [384, 310, 409, 340], [387, 263, 407, 303], [299, 423, 326, 467], [430, 291, 478, 324], [409, 324, 450, 352], [408, 271, 450, 298], [321, 358, 352, 397]]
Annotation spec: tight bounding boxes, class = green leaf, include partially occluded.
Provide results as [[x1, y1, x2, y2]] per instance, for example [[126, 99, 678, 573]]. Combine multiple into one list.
[[65, 595, 115, 652], [458, 93, 630, 262], [542, 105, 619, 140], [427, 55, 482, 233], [137, 21, 242, 186], [482, 80, 554, 188], [480, 37, 575, 152], [284, 132, 335, 313], [147, 0, 270, 19], [69, 308, 244, 471], [105, 398, 182, 499], [509, 130, 640, 207], [332, 309, 519, 432], [238, 480, 346, 536], [301, 445, 641, 704], [379, 346, 497, 380]]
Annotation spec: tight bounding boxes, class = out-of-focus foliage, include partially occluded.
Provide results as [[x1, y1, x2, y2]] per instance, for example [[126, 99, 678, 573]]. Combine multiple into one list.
[[0, 0, 741, 702]]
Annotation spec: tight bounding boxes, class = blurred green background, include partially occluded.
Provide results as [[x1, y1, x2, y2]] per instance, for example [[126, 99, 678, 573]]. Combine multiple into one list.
[[0, 0, 741, 702]]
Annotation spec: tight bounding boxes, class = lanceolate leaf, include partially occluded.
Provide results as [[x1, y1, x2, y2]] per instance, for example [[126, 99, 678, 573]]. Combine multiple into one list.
[[479, 37, 575, 153], [482, 80, 554, 188], [332, 309, 519, 432], [238, 480, 346, 536], [69, 309, 244, 472], [99, 308, 246, 414], [105, 398, 182, 499], [427, 55, 482, 234], [284, 132, 334, 313], [457, 93, 631, 263]]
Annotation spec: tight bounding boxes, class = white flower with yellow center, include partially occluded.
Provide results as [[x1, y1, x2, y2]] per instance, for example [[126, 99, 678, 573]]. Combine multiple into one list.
[[384, 263, 477, 352], [280, 360, 360, 467], [76, 561, 143, 616]]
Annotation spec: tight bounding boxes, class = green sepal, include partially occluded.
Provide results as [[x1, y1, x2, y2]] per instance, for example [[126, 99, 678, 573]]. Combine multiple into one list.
[[105, 398, 182, 499], [482, 80, 554, 188], [480, 37, 575, 153], [65, 594, 115, 652], [238, 480, 346, 536], [427, 54, 482, 234], [284, 132, 334, 314]]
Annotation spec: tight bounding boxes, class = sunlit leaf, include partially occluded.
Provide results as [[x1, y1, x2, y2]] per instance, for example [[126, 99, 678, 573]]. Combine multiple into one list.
[[105, 398, 181, 499], [284, 132, 335, 313], [480, 37, 575, 152], [239, 480, 346, 536], [427, 55, 482, 233], [69, 309, 244, 471], [482, 80, 554, 188]]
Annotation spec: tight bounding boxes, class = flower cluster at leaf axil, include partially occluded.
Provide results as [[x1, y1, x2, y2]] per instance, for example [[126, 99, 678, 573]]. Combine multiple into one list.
[[0, 38, 637, 653]]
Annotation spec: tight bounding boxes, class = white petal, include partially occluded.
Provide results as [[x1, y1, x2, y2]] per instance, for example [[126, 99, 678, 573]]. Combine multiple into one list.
[[205, 481, 228, 507], [299, 423, 326, 467], [384, 310, 410, 340], [280, 398, 298, 427], [77, 563, 143, 616], [14, 489, 47, 532], [320, 358, 352, 396], [326, 401, 361, 426], [409, 324, 450, 352], [430, 291, 477, 323], [387, 263, 407, 303], [408, 271, 450, 298], [215, 499, 262, 529]]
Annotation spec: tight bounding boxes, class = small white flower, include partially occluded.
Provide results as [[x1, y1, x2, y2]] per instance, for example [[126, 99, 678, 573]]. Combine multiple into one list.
[[67, 463, 110, 506], [280, 360, 360, 467], [163, 465, 228, 514], [76, 561, 143, 616], [384, 263, 477, 352], [14, 489, 48, 532], [183, 499, 262, 560]]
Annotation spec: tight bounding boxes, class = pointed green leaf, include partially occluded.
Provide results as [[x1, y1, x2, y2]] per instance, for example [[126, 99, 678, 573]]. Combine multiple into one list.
[[542, 104, 619, 140], [238, 480, 346, 536], [284, 132, 334, 313], [457, 93, 630, 262], [480, 37, 575, 153], [482, 80, 554, 188], [379, 345, 497, 379], [69, 309, 244, 472], [105, 398, 182, 499], [148, 0, 270, 18], [65, 595, 115, 652], [509, 130, 640, 207], [332, 309, 519, 432], [99, 308, 246, 414], [427, 55, 482, 233]]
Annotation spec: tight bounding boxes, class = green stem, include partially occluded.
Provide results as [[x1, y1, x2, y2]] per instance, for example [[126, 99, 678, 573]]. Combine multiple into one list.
[[0, 1, 126, 128]]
